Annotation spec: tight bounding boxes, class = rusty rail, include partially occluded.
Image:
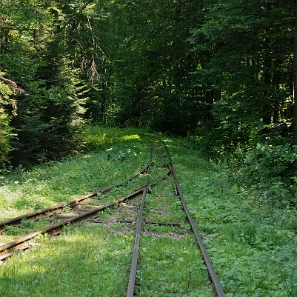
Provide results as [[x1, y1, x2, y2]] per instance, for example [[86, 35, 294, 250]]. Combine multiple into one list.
[[0, 188, 144, 261], [124, 136, 225, 296], [0, 163, 150, 230], [0, 161, 169, 262], [126, 145, 153, 297], [1, 135, 226, 297], [163, 141, 225, 297]]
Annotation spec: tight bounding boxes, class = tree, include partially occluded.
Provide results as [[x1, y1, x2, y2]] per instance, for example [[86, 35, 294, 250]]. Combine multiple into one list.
[[0, 78, 14, 163], [292, 0, 297, 145], [100, 0, 207, 135], [0, 0, 91, 166], [189, 0, 296, 152]]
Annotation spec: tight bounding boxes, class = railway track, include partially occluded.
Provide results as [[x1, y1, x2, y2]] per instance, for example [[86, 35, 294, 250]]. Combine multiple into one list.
[[0, 137, 225, 296]]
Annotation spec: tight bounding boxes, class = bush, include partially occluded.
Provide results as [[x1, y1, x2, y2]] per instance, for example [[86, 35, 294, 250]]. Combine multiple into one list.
[[229, 143, 297, 207], [240, 143, 297, 182]]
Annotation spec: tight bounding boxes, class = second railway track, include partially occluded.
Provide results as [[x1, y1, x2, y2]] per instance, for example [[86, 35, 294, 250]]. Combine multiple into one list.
[[0, 136, 225, 296]]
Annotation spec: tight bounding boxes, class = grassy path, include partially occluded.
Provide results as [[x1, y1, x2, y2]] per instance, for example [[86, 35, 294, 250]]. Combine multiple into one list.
[[0, 127, 296, 296]]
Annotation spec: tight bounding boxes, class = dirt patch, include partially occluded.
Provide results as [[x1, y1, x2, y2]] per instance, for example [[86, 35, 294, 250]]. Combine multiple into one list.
[[84, 202, 139, 233], [143, 230, 187, 240], [83, 200, 191, 240]]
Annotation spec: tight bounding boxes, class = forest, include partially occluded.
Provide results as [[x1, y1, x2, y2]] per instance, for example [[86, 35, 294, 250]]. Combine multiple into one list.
[[1, 1, 297, 295], [1, 0, 297, 198]]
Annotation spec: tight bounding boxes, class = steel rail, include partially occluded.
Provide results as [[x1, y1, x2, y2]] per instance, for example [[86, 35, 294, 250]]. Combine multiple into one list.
[[0, 194, 95, 231], [0, 163, 150, 230], [133, 168, 171, 192], [126, 145, 153, 297], [163, 143, 225, 297], [0, 188, 145, 261]]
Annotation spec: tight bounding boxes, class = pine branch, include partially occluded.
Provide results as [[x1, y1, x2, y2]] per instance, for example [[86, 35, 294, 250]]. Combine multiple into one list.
[[0, 76, 26, 95]]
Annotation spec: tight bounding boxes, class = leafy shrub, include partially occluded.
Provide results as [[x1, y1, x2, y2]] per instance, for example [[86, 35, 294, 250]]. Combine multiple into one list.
[[229, 143, 297, 207], [239, 143, 297, 182]]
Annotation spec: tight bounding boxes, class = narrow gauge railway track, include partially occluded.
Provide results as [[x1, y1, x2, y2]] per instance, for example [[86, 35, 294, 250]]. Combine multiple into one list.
[[126, 139, 225, 297], [0, 163, 151, 231], [0, 137, 225, 296], [0, 163, 169, 261]]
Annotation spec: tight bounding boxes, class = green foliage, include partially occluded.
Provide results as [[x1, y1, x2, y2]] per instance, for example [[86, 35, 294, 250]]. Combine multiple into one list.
[[188, 0, 295, 151], [0, 127, 296, 296], [0, 0, 93, 167], [0, 110, 10, 162], [97, 0, 205, 135], [177, 158, 297, 296], [241, 143, 297, 180], [1, 0, 296, 170], [0, 81, 13, 164], [226, 142, 297, 208]]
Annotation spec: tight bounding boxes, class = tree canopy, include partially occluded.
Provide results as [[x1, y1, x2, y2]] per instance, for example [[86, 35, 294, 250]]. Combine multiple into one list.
[[0, 0, 297, 169]]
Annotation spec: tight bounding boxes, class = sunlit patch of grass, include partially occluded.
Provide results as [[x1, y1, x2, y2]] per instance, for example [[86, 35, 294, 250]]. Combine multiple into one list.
[[83, 126, 151, 152], [120, 134, 141, 141], [0, 225, 134, 297], [0, 128, 152, 221], [0, 233, 16, 245]]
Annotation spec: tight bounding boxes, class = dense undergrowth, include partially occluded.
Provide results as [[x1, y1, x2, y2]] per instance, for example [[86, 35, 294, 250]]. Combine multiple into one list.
[[0, 126, 296, 296]]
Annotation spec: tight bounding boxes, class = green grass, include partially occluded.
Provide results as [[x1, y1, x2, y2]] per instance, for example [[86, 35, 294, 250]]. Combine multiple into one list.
[[173, 152, 297, 297], [0, 127, 151, 220], [137, 235, 213, 297], [0, 126, 296, 296], [0, 225, 134, 297]]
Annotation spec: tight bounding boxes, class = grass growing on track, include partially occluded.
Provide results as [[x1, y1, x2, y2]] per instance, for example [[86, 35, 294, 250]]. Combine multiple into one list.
[[0, 126, 297, 296], [137, 174, 214, 297], [138, 234, 213, 297]]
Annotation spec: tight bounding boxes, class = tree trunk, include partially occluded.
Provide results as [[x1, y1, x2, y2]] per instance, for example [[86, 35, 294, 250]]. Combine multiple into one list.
[[293, 37, 297, 145]]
